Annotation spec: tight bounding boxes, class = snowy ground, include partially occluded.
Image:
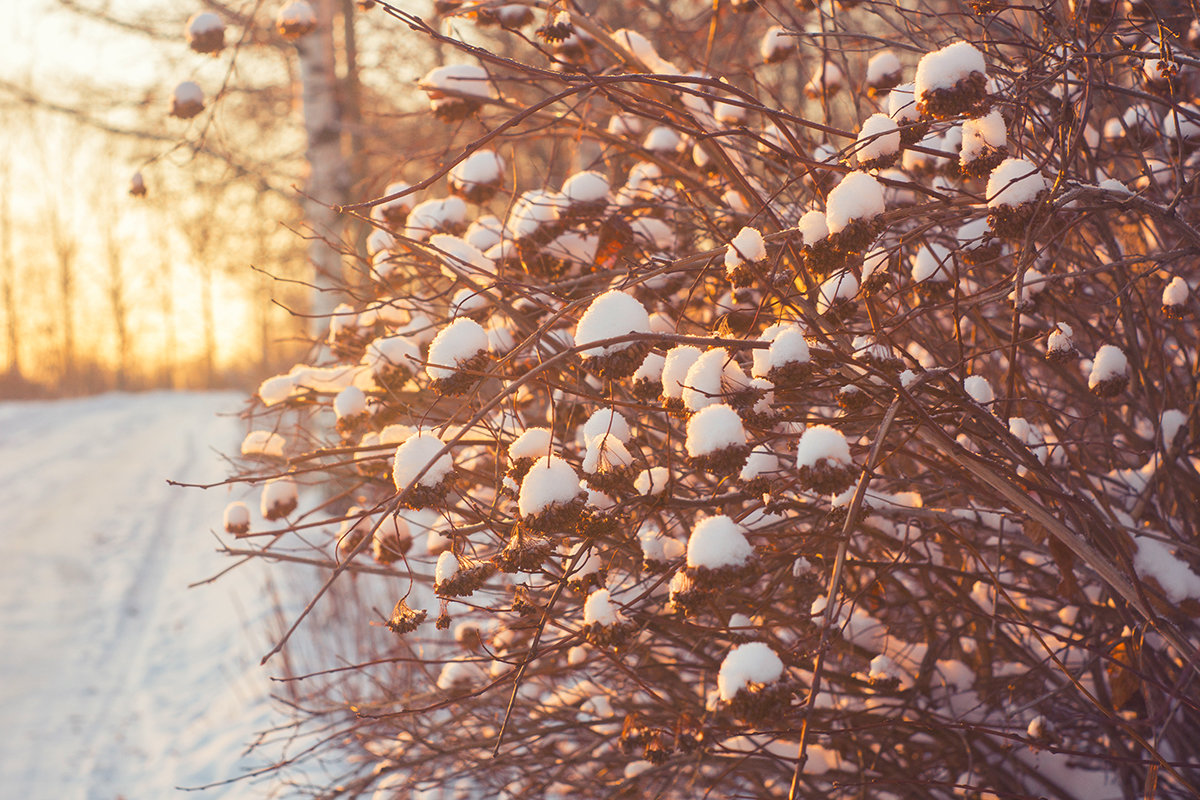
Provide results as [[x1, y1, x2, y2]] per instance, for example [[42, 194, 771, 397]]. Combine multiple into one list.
[[0, 392, 291, 800]]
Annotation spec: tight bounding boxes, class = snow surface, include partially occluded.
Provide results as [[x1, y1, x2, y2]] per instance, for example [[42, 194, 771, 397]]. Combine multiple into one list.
[[796, 424, 851, 468], [915, 41, 986, 95], [685, 404, 746, 458], [0, 392, 290, 799], [986, 158, 1049, 208], [1088, 344, 1128, 388], [392, 431, 453, 489], [826, 171, 885, 234], [687, 515, 753, 570], [717, 642, 783, 701]]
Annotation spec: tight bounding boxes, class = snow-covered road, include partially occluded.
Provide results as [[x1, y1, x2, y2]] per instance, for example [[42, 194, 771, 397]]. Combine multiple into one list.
[[0, 392, 282, 799]]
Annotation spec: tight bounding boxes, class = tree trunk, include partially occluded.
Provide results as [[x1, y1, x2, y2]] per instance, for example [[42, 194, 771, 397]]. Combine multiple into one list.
[[104, 211, 129, 390], [295, 0, 350, 342]]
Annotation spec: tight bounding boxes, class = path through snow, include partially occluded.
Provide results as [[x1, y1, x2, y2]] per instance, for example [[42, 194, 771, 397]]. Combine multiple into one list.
[[0, 392, 285, 799]]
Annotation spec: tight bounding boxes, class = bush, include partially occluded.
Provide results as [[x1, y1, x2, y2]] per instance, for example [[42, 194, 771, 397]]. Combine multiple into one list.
[[219, 1, 1200, 797]]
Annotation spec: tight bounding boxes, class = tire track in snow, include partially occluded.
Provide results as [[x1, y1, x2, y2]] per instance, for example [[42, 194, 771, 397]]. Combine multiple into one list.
[[0, 392, 281, 800]]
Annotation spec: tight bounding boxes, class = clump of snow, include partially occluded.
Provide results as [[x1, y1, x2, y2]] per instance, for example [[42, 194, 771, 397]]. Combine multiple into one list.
[[867, 50, 902, 87], [753, 326, 809, 377], [760, 26, 792, 62], [276, 0, 317, 33], [406, 196, 468, 242], [241, 430, 286, 459], [1163, 276, 1189, 308], [223, 501, 250, 533], [826, 171, 886, 234], [507, 189, 564, 240], [1047, 322, 1075, 357], [633, 352, 665, 385], [888, 83, 918, 124], [725, 226, 767, 268], [635, 466, 670, 496], [426, 318, 489, 380], [796, 425, 851, 469], [797, 209, 829, 243], [419, 63, 494, 99], [986, 158, 1049, 208], [685, 404, 747, 458], [804, 60, 844, 97], [334, 386, 368, 419], [582, 434, 634, 475], [1008, 417, 1047, 464], [1163, 104, 1200, 143], [518, 456, 583, 517], [450, 288, 489, 317], [687, 515, 753, 570], [1161, 409, 1188, 447], [1133, 535, 1200, 603], [464, 215, 503, 251], [503, 429, 548, 464], [260, 477, 298, 520], [582, 408, 631, 444], [365, 336, 420, 377], [170, 81, 204, 114], [639, 523, 684, 563], [429, 234, 493, 278], [868, 654, 896, 682], [562, 171, 610, 205], [661, 345, 703, 400], [574, 290, 651, 357], [856, 114, 901, 164], [607, 113, 642, 138], [643, 126, 685, 155], [915, 41, 986, 96], [956, 217, 992, 251], [435, 551, 460, 585], [449, 150, 505, 193], [861, 247, 890, 286], [583, 588, 622, 626], [911, 242, 953, 284], [717, 642, 784, 701], [1088, 344, 1128, 389], [393, 432, 453, 490], [740, 448, 779, 483], [960, 110, 1006, 165], [817, 271, 859, 315], [964, 375, 994, 405]]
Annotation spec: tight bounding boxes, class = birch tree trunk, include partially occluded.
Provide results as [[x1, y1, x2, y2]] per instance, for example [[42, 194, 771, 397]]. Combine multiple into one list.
[[295, 0, 350, 341]]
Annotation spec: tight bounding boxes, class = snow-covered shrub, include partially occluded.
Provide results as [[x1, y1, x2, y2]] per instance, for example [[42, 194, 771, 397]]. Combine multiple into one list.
[[209, 3, 1200, 798]]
